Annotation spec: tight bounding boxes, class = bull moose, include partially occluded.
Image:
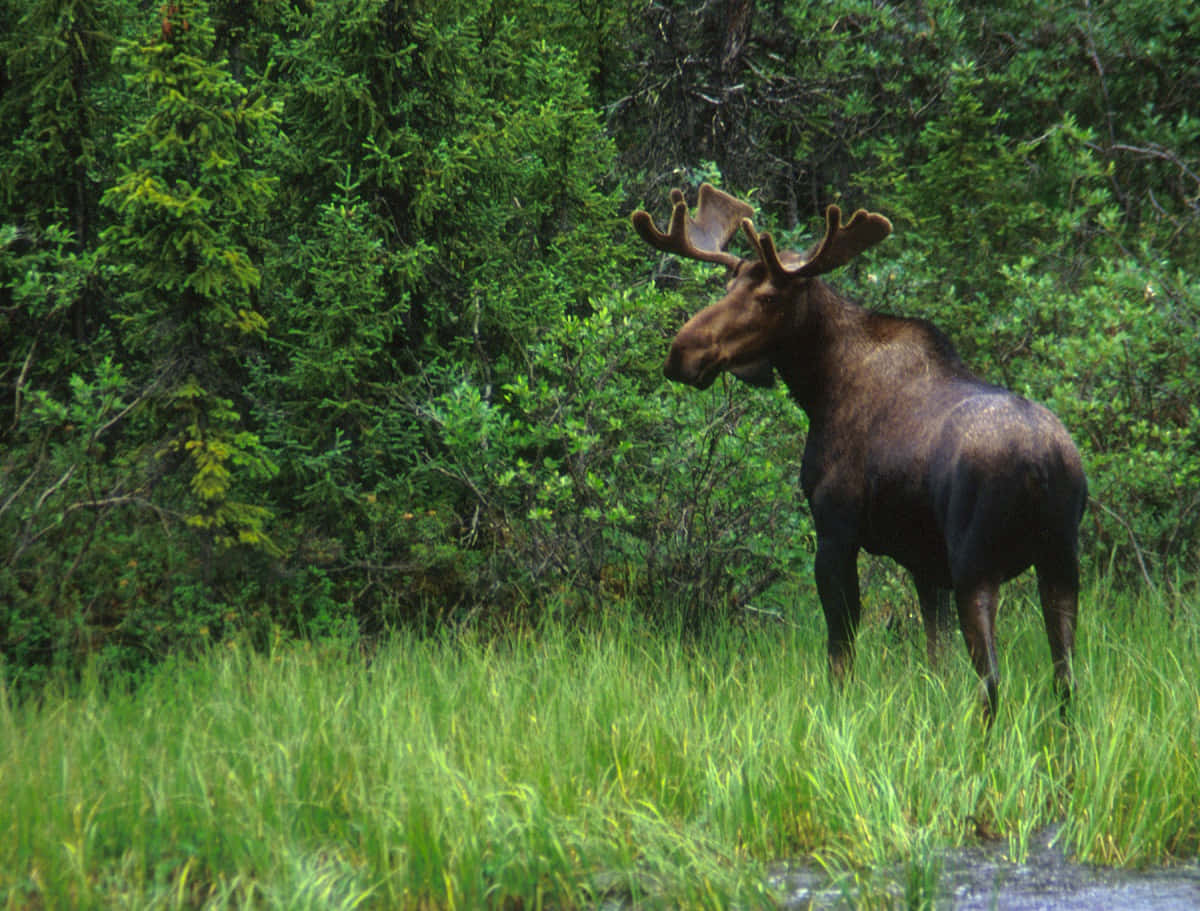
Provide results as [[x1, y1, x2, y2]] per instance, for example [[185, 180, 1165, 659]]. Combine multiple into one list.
[[632, 184, 1087, 721]]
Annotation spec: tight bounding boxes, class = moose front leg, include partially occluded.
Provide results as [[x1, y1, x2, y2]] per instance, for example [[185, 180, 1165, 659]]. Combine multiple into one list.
[[814, 538, 862, 681]]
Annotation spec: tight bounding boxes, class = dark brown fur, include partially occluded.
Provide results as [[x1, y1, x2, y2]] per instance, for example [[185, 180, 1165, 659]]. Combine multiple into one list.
[[639, 188, 1087, 722]]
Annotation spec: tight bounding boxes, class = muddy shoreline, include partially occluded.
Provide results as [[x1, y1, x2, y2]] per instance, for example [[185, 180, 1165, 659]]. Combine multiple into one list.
[[770, 826, 1200, 910]]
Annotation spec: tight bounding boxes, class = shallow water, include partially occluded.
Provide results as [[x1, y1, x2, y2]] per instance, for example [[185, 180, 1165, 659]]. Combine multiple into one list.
[[770, 826, 1200, 910]]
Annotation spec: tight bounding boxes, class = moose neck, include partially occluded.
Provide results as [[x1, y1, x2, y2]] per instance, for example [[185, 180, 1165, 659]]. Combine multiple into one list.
[[772, 279, 875, 424], [772, 279, 974, 430]]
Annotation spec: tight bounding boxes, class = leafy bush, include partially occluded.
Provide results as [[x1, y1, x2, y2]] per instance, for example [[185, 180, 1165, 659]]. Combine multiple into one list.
[[416, 284, 814, 627]]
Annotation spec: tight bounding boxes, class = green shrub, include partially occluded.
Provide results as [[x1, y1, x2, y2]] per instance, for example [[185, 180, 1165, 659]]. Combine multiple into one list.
[[416, 283, 814, 626]]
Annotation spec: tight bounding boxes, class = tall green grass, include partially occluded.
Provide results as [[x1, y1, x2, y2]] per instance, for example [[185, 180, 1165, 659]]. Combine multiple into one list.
[[2, 579, 1197, 908]]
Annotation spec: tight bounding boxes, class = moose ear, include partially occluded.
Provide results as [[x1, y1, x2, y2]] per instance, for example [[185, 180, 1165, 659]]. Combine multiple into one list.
[[731, 360, 776, 388]]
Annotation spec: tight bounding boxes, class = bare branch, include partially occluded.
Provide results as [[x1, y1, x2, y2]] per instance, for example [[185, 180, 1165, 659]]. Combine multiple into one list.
[[31, 465, 76, 516], [92, 369, 167, 442], [1107, 142, 1200, 192], [0, 461, 41, 519], [1091, 497, 1156, 592], [9, 341, 37, 432]]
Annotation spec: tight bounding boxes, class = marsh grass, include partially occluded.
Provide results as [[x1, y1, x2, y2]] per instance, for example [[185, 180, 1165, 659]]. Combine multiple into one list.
[[2, 578, 1197, 908]]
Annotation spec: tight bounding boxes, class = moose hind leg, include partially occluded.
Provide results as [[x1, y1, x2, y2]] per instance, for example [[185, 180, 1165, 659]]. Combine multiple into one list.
[[956, 581, 1001, 724], [1036, 560, 1079, 712], [913, 574, 956, 666]]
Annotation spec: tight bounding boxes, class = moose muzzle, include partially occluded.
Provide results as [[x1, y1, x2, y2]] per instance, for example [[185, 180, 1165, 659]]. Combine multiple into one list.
[[664, 331, 719, 388]]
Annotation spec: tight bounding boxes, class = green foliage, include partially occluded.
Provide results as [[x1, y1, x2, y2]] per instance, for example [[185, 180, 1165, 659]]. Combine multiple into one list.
[[0, 0, 123, 423], [1, 356, 149, 687], [98, 0, 281, 551], [418, 284, 812, 624], [1011, 262, 1200, 578], [269, 0, 624, 360], [252, 178, 417, 514], [2, 0, 1199, 681], [101, 0, 278, 350], [164, 380, 280, 553], [0, 0, 119, 222], [2, 0, 290, 683], [0, 223, 98, 386], [245, 1, 630, 626]]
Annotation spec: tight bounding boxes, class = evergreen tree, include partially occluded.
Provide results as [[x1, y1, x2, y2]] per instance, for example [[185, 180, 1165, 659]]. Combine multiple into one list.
[[0, 0, 120, 244], [100, 0, 281, 557], [0, 0, 122, 377]]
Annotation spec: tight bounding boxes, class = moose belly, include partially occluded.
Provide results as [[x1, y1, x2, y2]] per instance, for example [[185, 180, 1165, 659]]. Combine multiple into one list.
[[860, 495, 955, 586]]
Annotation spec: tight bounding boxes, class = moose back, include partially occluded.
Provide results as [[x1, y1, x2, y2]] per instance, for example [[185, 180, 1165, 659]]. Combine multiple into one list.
[[632, 184, 1087, 721]]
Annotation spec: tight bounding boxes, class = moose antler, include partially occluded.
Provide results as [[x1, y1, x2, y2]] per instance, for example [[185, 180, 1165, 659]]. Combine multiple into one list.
[[742, 205, 893, 284], [633, 186, 892, 283], [631, 183, 754, 270]]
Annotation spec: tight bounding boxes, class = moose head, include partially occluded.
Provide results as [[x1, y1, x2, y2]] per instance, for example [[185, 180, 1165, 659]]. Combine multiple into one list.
[[632, 183, 892, 390]]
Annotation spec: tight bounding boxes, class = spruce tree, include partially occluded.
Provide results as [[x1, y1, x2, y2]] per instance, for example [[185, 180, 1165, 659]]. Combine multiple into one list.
[[0, 0, 121, 362], [100, 0, 282, 559]]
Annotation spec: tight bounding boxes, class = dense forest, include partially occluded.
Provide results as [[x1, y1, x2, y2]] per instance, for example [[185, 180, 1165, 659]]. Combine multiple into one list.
[[2, 0, 1198, 686]]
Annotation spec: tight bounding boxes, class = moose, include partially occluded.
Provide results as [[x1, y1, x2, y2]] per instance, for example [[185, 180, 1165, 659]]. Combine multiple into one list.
[[632, 184, 1087, 721]]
